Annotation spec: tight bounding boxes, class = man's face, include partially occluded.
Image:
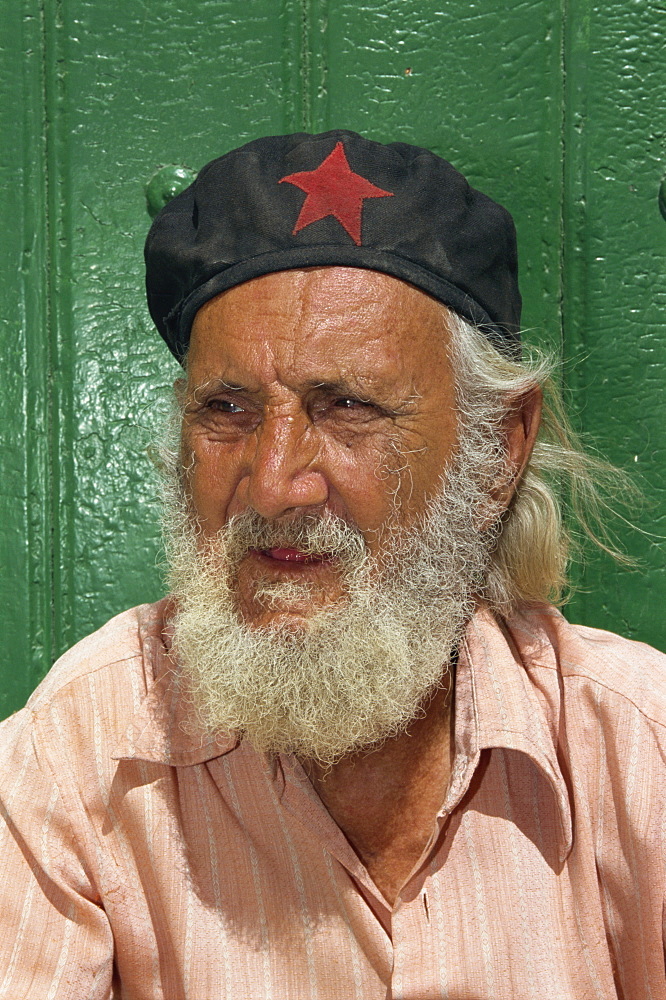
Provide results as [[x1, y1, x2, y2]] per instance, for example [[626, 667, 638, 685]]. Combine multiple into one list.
[[168, 266, 512, 760], [181, 266, 459, 629]]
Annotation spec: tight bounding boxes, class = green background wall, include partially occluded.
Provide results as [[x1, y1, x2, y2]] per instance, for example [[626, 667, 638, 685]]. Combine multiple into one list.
[[1, 0, 665, 718]]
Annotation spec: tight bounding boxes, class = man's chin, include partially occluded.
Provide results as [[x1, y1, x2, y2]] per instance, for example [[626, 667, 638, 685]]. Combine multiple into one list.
[[236, 578, 349, 632], [239, 608, 317, 636]]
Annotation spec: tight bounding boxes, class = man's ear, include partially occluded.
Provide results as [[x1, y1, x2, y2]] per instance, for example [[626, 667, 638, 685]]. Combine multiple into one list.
[[493, 386, 543, 514]]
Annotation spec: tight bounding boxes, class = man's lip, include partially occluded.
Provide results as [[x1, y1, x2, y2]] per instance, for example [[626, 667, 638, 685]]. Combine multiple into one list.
[[255, 547, 332, 565]]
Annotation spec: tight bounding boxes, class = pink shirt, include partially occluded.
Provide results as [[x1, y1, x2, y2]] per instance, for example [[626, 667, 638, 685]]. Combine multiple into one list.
[[1, 599, 665, 999]]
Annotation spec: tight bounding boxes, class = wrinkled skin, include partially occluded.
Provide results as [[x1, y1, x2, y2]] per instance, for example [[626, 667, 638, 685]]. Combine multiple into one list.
[[181, 267, 541, 904]]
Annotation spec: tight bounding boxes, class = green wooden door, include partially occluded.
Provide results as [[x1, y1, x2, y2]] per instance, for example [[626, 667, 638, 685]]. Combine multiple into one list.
[[1, 0, 665, 718]]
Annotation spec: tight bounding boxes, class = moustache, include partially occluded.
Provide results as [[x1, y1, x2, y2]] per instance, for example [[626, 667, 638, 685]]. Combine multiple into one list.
[[210, 508, 369, 570]]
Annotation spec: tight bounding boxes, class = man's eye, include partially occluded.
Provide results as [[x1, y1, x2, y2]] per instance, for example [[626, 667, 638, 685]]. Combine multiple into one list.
[[334, 397, 369, 409], [210, 399, 245, 414]]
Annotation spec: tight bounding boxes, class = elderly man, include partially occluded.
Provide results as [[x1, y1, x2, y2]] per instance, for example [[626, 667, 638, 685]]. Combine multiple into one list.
[[1, 130, 665, 998]]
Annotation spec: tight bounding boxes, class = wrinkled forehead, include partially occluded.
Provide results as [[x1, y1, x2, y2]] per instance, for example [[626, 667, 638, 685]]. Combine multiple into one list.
[[184, 267, 456, 394]]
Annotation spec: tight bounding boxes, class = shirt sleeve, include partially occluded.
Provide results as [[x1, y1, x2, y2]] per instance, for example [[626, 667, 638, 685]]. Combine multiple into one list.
[[0, 710, 114, 1000]]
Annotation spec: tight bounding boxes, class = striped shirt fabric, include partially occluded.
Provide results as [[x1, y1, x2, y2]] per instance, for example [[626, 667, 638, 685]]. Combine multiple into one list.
[[1, 599, 666, 999]]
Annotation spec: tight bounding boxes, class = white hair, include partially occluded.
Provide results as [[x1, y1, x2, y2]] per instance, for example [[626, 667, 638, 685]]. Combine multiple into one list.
[[448, 312, 635, 616]]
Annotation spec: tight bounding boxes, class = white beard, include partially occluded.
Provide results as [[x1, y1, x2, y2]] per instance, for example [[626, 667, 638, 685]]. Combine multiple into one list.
[[162, 440, 502, 767]]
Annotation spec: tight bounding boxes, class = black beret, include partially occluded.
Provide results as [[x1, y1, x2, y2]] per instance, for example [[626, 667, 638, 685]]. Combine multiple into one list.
[[145, 130, 521, 362]]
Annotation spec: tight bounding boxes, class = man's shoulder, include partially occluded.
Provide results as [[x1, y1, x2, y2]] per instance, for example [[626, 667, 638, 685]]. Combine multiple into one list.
[[517, 606, 666, 727], [22, 600, 169, 716], [0, 601, 170, 800], [0, 601, 168, 748]]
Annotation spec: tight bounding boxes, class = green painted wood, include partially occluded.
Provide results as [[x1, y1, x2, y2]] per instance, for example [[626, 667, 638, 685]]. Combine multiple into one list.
[[1, 0, 665, 718], [0, 0, 54, 715], [562, 0, 666, 646]]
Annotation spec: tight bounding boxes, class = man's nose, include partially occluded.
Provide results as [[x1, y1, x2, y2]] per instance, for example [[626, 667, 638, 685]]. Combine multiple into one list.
[[242, 413, 329, 519]]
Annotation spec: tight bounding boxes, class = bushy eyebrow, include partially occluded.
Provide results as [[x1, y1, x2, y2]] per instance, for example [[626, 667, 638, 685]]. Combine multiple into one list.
[[184, 377, 246, 407], [300, 376, 379, 400], [302, 377, 421, 414], [185, 373, 419, 414]]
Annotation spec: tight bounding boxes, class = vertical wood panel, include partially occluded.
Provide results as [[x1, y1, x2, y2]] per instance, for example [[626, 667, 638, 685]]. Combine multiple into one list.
[[0, 0, 53, 713], [562, 0, 666, 645]]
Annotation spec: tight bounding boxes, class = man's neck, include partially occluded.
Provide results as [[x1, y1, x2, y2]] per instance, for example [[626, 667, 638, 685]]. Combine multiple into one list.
[[301, 682, 455, 907]]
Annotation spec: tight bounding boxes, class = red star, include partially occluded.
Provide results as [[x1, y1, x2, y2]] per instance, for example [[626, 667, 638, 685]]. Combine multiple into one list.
[[279, 141, 393, 246]]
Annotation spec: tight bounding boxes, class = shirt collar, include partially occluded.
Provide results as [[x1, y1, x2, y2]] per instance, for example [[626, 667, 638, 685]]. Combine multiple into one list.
[[449, 605, 573, 862], [112, 599, 239, 766]]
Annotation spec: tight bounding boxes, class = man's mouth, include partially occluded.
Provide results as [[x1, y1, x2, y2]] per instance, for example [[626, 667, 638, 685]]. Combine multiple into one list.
[[255, 547, 332, 566]]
